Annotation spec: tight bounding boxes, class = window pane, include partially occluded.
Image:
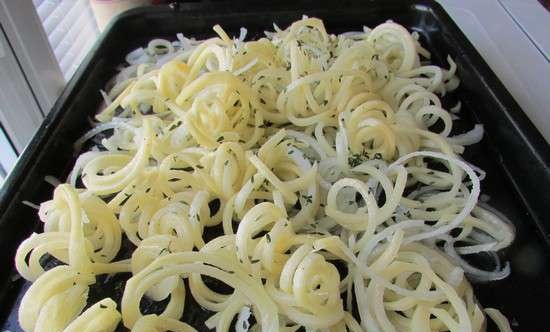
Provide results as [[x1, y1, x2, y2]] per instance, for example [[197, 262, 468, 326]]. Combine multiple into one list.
[[33, 0, 99, 80]]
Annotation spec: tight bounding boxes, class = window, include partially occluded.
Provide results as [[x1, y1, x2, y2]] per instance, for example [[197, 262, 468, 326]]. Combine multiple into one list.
[[34, 0, 100, 80], [0, 125, 17, 186], [0, 0, 99, 184]]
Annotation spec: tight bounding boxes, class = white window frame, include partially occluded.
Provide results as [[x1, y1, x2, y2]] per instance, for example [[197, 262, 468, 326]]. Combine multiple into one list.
[[0, 0, 65, 154]]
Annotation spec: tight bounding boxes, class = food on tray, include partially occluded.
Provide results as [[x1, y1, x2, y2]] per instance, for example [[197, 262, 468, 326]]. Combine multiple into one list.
[[15, 17, 514, 332]]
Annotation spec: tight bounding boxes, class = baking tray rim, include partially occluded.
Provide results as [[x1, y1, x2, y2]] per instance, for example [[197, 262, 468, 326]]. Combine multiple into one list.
[[1, 0, 550, 328]]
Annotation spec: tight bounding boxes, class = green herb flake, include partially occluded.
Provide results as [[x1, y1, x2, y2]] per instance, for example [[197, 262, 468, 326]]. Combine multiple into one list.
[[348, 151, 370, 168], [259, 121, 273, 129], [301, 194, 313, 204]]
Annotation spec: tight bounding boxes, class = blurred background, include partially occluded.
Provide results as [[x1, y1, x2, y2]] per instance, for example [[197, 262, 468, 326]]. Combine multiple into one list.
[[0, 0, 548, 186]]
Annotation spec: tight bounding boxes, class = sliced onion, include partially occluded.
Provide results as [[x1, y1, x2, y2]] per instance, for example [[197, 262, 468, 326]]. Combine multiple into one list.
[[444, 240, 511, 282], [485, 308, 513, 332], [389, 151, 480, 243], [100, 89, 112, 105], [318, 158, 341, 190], [238, 27, 248, 42], [287, 129, 328, 160], [126, 47, 146, 65], [44, 176, 61, 187], [450, 101, 461, 113], [235, 306, 251, 332], [448, 124, 484, 146], [338, 31, 366, 39], [474, 204, 515, 250], [73, 121, 136, 152], [22, 201, 40, 210]]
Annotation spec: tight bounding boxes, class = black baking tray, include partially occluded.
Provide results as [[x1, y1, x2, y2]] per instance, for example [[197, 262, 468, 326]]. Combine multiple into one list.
[[2, 1, 550, 331]]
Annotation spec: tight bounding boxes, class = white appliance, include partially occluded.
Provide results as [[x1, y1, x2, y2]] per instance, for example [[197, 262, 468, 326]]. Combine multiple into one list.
[[437, 0, 550, 142]]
